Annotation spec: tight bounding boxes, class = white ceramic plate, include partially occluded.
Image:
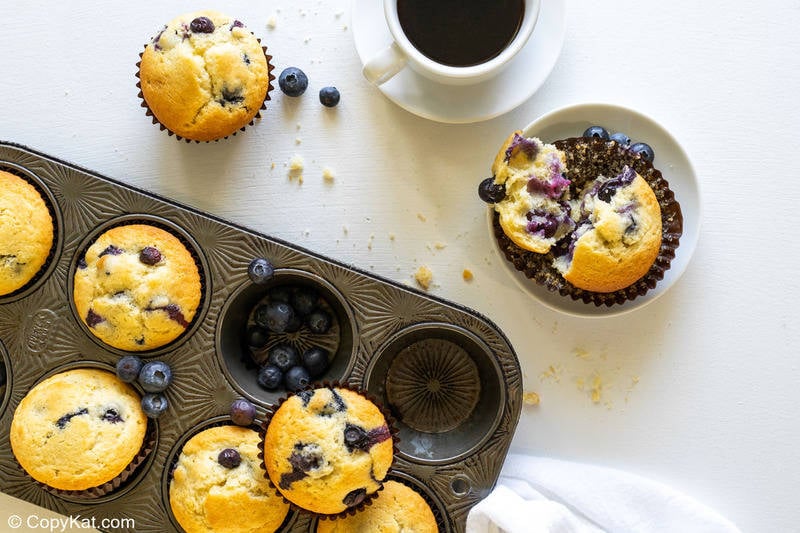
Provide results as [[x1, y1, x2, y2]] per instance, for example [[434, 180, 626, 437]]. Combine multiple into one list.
[[488, 102, 701, 317], [351, 0, 566, 124]]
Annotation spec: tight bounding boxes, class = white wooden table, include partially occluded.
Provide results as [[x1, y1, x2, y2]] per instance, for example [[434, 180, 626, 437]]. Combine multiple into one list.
[[1, 1, 798, 531]]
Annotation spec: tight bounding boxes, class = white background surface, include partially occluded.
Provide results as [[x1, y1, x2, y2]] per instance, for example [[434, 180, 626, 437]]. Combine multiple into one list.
[[1, 1, 798, 532]]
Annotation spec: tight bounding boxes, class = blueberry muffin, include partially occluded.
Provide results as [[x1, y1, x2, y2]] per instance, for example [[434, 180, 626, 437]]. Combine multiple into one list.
[[316, 480, 438, 533], [73, 224, 202, 351], [261, 387, 394, 515], [138, 11, 273, 141], [484, 133, 682, 304], [170, 425, 290, 533], [9, 368, 148, 491], [0, 170, 54, 296], [554, 165, 662, 292]]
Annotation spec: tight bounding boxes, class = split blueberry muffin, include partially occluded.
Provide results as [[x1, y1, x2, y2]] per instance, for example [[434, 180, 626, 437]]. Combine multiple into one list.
[[170, 425, 290, 533], [481, 132, 682, 305], [137, 10, 274, 141], [316, 479, 438, 533], [0, 170, 54, 296], [9, 368, 148, 492], [73, 224, 202, 351], [261, 387, 394, 516]]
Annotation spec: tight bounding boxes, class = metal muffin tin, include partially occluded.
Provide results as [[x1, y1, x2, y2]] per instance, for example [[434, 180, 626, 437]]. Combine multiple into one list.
[[0, 142, 522, 533]]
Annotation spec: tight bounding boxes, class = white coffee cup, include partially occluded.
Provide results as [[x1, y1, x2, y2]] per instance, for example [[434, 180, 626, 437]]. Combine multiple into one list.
[[363, 0, 541, 86]]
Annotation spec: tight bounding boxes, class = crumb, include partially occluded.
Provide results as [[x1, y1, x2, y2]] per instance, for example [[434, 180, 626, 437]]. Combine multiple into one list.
[[367, 234, 375, 250], [462, 269, 474, 282], [343, 225, 349, 235], [574, 348, 591, 360], [539, 365, 562, 383], [270, 162, 276, 170], [289, 154, 304, 171], [297, 175, 304, 185], [434, 242, 447, 250], [590, 372, 603, 404], [388, 233, 396, 241], [304, 36, 311, 43], [414, 266, 433, 290], [296, 123, 302, 130], [343, 25, 348, 31], [417, 213, 427, 222], [523, 392, 540, 406], [322, 167, 335, 183], [266, 14, 277, 29], [295, 138, 302, 145], [335, 10, 344, 18]]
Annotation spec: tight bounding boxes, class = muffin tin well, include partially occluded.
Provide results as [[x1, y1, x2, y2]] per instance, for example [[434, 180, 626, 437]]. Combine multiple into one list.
[[0, 142, 521, 533]]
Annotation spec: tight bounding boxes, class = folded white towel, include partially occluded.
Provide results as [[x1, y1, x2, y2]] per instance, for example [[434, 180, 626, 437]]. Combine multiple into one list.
[[466, 454, 741, 533]]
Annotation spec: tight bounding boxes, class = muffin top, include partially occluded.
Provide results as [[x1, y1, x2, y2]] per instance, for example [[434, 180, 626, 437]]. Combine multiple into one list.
[[490, 132, 573, 254], [170, 425, 289, 533], [262, 387, 394, 515], [0, 170, 54, 296], [139, 10, 270, 141], [316, 480, 439, 533], [555, 165, 663, 292], [9, 368, 148, 491], [73, 224, 201, 351]]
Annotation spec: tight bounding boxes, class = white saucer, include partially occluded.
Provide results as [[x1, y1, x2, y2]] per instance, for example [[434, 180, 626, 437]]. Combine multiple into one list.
[[351, 0, 567, 124], [488, 102, 702, 318]]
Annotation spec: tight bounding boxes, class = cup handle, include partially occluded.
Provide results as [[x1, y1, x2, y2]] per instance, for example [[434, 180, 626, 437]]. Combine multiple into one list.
[[362, 42, 407, 86]]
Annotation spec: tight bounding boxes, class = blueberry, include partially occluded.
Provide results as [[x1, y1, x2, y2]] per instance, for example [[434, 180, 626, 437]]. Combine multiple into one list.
[[116, 355, 143, 383], [101, 408, 124, 424], [291, 287, 318, 316], [98, 245, 123, 258], [230, 398, 257, 426], [268, 286, 292, 304], [247, 257, 275, 285], [319, 86, 340, 107], [257, 364, 283, 390], [86, 309, 104, 328], [268, 344, 299, 371], [138, 361, 173, 393], [255, 301, 295, 333], [301, 347, 329, 377], [478, 177, 506, 203], [630, 142, 655, 163], [278, 67, 309, 97], [139, 246, 162, 265], [583, 126, 610, 140], [609, 132, 631, 147], [306, 309, 332, 334], [343, 488, 367, 507], [141, 393, 169, 418], [343, 423, 368, 451], [218, 448, 241, 468], [284, 366, 311, 391], [190, 16, 215, 33], [246, 325, 269, 348]]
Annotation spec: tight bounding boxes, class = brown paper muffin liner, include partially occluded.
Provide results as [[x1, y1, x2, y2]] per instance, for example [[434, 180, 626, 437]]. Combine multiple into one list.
[[135, 36, 275, 143], [257, 381, 400, 522], [0, 164, 60, 300], [493, 136, 683, 307], [25, 417, 157, 501]]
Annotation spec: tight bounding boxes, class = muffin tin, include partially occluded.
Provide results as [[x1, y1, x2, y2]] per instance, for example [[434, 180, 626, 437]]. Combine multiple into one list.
[[0, 142, 522, 533]]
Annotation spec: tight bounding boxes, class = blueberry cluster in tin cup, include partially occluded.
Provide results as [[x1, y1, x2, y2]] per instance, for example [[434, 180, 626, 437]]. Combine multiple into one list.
[[245, 259, 339, 392]]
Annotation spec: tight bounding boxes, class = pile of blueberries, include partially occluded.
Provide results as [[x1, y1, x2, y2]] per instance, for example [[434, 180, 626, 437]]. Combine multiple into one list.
[[582, 125, 655, 162], [116, 357, 173, 418], [278, 66, 340, 107], [246, 258, 335, 393]]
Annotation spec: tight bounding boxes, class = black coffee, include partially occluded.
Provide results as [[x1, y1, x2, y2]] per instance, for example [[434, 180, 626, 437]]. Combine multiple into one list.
[[397, 0, 525, 67]]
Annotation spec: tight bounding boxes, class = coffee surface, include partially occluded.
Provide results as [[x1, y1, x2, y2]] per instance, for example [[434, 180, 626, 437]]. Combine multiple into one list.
[[397, 0, 525, 67]]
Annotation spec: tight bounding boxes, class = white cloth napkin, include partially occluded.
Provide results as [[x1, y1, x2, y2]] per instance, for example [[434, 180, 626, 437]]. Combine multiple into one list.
[[466, 454, 741, 533]]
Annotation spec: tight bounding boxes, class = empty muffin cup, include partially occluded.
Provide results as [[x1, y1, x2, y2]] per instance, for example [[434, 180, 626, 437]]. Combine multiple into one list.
[[364, 323, 504, 464], [217, 269, 357, 404]]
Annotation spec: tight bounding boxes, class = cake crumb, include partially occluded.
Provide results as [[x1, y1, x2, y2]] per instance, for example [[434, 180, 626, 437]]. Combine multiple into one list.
[[417, 213, 427, 222], [322, 167, 335, 183], [590, 372, 603, 404], [462, 269, 474, 282], [266, 14, 277, 29], [540, 365, 562, 384], [343, 225, 349, 235], [367, 234, 375, 250], [289, 154, 304, 171], [388, 233, 396, 241], [523, 392, 540, 406], [295, 137, 302, 145], [434, 242, 447, 250], [574, 348, 591, 360], [414, 266, 433, 290]]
